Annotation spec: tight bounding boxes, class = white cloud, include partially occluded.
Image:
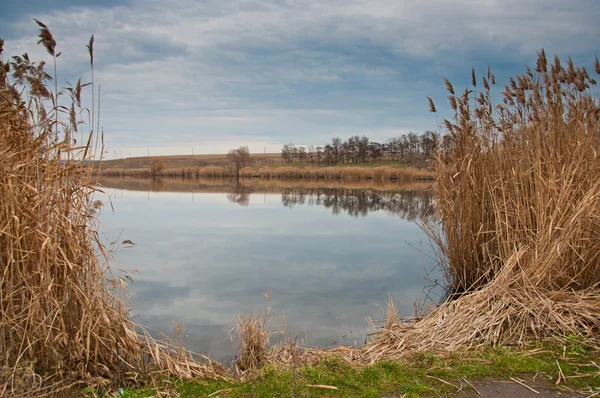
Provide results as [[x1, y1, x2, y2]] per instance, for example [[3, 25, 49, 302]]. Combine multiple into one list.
[[3, 0, 598, 154]]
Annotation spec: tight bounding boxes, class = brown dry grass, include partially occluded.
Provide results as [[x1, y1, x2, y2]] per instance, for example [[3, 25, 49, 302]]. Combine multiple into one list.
[[97, 175, 431, 193], [361, 52, 600, 360], [100, 163, 433, 180], [240, 165, 432, 180], [98, 153, 279, 172], [229, 52, 600, 371], [0, 30, 224, 396], [100, 165, 233, 178], [229, 292, 272, 376]]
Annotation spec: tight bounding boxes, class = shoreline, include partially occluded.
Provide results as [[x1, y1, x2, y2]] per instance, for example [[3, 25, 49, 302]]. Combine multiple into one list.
[[112, 343, 600, 397], [96, 164, 434, 181]]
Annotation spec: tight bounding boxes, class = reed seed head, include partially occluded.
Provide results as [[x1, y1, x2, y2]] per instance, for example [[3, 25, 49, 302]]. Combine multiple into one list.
[[33, 19, 56, 56], [536, 49, 547, 73], [426, 96, 437, 113], [443, 77, 455, 95], [87, 35, 94, 68]]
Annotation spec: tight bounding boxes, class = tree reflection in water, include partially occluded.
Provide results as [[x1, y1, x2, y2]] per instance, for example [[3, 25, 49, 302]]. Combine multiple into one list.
[[277, 187, 433, 221], [226, 184, 250, 206], [96, 176, 433, 220]]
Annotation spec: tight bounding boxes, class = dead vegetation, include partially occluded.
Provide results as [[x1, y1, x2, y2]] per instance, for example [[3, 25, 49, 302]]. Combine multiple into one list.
[[0, 26, 224, 396], [239, 164, 432, 180], [4, 22, 599, 394], [228, 52, 600, 373], [97, 175, 431, 193], [364, 52, 600, 359], [97, 153, 279, 178], [99, 163, 433, 180]]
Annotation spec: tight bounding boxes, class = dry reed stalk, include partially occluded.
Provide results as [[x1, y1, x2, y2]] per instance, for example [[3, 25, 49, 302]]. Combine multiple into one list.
[[359, 52, 600, 360], [100, 160, 433, 180], [239, 165, 432, 180], [101, 165, 233, 178], [0, 29, 225, 396], [230, 291, 272, 376], [98, 175, 432, 193], [427, 51, 600, 294]]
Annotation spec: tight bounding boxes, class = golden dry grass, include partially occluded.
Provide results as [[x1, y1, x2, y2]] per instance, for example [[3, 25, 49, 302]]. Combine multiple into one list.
[[98, 153, 279, 173], [361, 52, 600, 360], [0, 31, 225, 396], [229, 292, 272, 377], [239, 165, 432, 180], [97, 175, 431, 193], [100, 164, 233, 178], [227, 52, 600, 371], [99, 163, 433, 180]]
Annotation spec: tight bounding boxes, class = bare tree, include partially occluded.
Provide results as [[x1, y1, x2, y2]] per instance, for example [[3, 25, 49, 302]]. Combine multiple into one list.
[[150, 158, 165, 177], [228, 146, 251, 178]]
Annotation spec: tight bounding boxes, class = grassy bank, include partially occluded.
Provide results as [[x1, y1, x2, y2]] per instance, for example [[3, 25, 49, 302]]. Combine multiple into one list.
[[99, 163, 433, 180], [112, 344, 600, 397], [97, 175, 432, 193], [239, 163, 432, 180], [97, 153, 281, 170], [97, 155, 434, 180], [0, 27, 224, 397]]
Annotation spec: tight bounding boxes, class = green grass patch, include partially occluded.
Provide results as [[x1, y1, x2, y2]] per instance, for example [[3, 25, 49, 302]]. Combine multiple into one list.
[[100, 344, 600, 397]]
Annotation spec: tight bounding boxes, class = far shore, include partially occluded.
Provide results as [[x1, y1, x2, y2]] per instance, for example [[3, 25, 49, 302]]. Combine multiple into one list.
[[95, 153, 434, 181], [96, 174, 433, 193]]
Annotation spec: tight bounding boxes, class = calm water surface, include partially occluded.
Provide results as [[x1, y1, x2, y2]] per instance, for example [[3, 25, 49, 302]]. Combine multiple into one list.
[[97, 177, 441, 361]]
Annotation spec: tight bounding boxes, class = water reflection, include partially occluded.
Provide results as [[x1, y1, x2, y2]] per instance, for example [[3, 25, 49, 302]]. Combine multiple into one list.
[[96, 176, 440, 360], [226, 184, 251, 207], [98, 176, 433, 220], [280, 188, 432, 220]]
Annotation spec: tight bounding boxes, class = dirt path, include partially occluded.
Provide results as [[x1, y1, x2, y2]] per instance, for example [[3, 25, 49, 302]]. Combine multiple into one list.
[[447, 378, 584, 397]]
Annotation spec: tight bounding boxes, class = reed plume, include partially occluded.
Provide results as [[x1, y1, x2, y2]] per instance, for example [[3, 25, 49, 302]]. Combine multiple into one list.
[[362, 51, 600, 360], [0, 27, 223, 397]]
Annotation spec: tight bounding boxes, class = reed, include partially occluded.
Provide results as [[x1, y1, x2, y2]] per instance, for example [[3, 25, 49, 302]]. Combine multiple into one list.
[[99, 167, 152, 177], [360, 51, 600, 360], [230, 292, 271, 376], [239, 165, 432, 180], [99, 162, 433, 180], [428, 52, 600, 294], [0, 27, 222, 396], [161, 165, 231, 178], [97, 175, 432, 197], [100, 165, 232, 178]]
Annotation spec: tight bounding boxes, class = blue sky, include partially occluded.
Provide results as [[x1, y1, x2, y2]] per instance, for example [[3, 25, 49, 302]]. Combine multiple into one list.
[[1, 0, 598, 156]]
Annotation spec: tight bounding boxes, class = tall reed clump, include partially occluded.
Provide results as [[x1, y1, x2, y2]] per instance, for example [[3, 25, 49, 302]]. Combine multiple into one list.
[[0, 25, 221, 396], [363, 52, 600, 360], [428, 53, 600, 294], [230, 292, 271, 376]]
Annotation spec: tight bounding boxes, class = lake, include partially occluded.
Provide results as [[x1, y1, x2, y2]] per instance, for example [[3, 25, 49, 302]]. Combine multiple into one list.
[[97, 177, 441, 362]]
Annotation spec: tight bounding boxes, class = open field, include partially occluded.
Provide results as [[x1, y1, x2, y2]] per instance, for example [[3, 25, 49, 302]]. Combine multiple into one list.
[[97, 152, 281, 171]]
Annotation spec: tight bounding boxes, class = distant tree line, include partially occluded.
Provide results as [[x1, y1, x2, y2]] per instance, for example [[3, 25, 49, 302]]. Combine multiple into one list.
[[281, 132, 454, 165]]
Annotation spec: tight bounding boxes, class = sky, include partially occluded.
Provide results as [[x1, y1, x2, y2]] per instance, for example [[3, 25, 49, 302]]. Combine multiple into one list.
[[1, 0, 599, 157]]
